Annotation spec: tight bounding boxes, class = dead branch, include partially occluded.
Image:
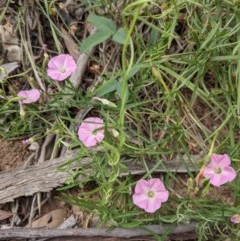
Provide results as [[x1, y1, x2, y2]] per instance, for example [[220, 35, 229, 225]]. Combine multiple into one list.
[[0, 150, 81, 204], [69, 27, 97, 88], [0, 223, 196, 239], [0, 151, 200, 204]]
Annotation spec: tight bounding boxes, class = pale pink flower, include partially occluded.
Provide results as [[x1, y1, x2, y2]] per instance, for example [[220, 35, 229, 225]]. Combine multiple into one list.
[[230, 214, 240, 224], [22, 138, 34, 145], [18, 89, 41, 104], [47, 54, 77, 81], [203, 153, 236, 187], [78, 117, 105, 148], [22, 139, 30, 145], [132, 178, 169, 213]]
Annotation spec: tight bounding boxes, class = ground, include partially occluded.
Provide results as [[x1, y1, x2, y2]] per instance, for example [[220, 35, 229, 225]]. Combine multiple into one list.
[[1, 1, 240, 240], [0, 138, 30, 172], [0, 138, 236, 241]]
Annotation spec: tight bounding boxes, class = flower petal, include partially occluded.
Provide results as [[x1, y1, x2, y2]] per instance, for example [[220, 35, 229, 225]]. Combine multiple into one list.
[[212, 153, 231, 167], [94, 132, 105, 142], [209, 173, 229, 187], [155, 190, 169, 203], [134, 180, 150, 194], [231, 214, 240, 224], [222, 166, 236, 182], [47, 54, 76, 81], [81, 136, 98, 147], [77, 117, 105, 148], [133, 178, 169, 213], [148, 178, 166, 192], [144, 197, 162, 213], [18, 89, 41, 104], [132, 193, 148, 208], [203, 166, 216, 179], [203, 153, 236, 187]]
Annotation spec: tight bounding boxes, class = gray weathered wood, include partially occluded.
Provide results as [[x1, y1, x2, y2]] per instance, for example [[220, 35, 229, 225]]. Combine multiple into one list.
[[0, 223, 196, 239], [0, 150, 81, 204], [0, 150, 200, 204]]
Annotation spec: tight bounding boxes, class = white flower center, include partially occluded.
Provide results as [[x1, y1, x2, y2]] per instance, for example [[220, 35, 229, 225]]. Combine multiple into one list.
[[214, 167, 222, 174], [147, 190, 155, 198], [59, 67, 66, 73]]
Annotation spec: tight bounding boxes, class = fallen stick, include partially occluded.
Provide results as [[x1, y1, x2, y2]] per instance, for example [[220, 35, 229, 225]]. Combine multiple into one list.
[[0, 223, 196, 239], [0, 150, 200, 204], [0, 150, 79, 204], [69, 26, 97, 88]]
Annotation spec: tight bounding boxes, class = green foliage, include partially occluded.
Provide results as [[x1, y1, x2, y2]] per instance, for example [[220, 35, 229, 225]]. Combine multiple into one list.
[[2, 0, 240, 240], [87, 14, 116, 33], [80, 14, 128, 53], [80, 30, 113, 53], [112, 27, 128, 44]]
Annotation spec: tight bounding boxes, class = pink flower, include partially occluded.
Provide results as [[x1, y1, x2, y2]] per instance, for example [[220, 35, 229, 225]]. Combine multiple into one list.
[[47, 54, 77, 81], [230, 214, 240, 224], [22, 139, 30, 145], [78, 117, 105, 148], [22, 138, 34, 145], [203, 153, 236, 187], [132, 178, 169, 213], [18, 89, 41, 104]]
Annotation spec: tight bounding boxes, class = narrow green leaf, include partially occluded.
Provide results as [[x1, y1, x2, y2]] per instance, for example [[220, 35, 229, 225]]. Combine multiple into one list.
[[199, 21, 221, 50], [126, 64, 141, 79], [116, 81, 129, 101], [148, 28, 160, 47], [87, 14, 116, 33], [95, 79, 118, 97], [112, 27, 128, 45], [80, 31, 112, 53]]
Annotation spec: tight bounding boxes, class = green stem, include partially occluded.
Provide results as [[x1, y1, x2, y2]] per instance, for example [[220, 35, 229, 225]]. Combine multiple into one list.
[[119, 2, 145, 149]]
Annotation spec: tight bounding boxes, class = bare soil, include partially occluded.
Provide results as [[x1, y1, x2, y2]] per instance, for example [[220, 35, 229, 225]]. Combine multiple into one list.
[[0, 138, 30, 172]]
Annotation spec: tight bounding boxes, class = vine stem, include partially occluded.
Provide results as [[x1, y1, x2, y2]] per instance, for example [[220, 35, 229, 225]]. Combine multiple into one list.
[[118, 2, 147, 149]]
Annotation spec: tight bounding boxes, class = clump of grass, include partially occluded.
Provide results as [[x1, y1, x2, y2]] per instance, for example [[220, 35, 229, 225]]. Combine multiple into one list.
[[1, 0, 240, 240]]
